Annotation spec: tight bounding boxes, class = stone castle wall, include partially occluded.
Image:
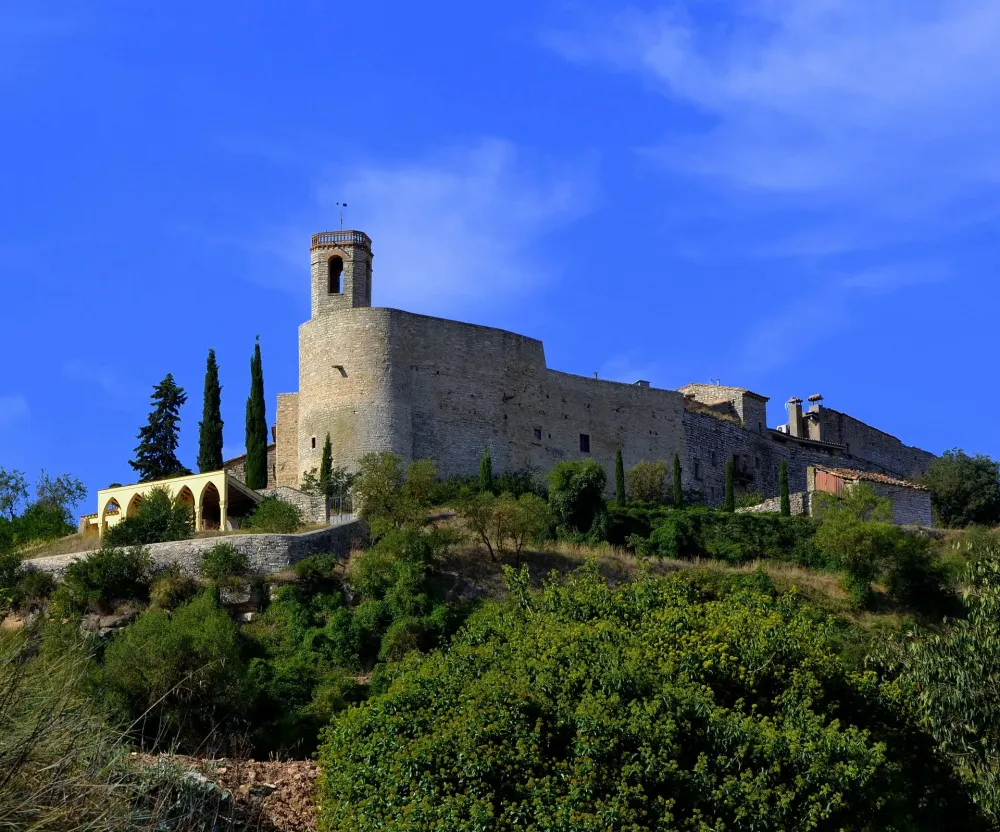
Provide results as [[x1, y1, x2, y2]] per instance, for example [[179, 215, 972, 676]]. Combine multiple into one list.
[[817, 408, 935, 480], [223, 444, 276, 489]]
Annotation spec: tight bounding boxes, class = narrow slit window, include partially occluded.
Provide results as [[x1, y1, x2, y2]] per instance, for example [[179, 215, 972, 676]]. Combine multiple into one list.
[[311, 437, 317, 449], [579, 433, 590, 453], [328, 256, 344, 294], [533, 428, 542, 441]]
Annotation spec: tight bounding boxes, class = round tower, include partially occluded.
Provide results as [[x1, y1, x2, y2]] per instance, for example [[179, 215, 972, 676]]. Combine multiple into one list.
[[310, 230, 373, 318]]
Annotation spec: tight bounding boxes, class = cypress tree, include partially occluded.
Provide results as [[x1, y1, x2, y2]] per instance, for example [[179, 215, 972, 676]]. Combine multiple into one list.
[[130, 374, 190, 483], [673, 453, 684, 509], [479, 445, 493, 494], [614, 446, 626, 506], [197, 348, 224, 473], [779, 460, 791, 516], [319, 433, 334, 499], [723, 459, 735, 512], [244, 337, 269, 489]]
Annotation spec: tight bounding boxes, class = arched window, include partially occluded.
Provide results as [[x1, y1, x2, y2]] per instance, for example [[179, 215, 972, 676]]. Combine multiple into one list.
[[328, 256, 343, 294]]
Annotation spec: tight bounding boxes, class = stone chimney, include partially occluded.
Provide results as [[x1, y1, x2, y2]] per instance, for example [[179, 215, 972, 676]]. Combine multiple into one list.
[[806, 394, 823, 441], [787, 397, 804, 438]]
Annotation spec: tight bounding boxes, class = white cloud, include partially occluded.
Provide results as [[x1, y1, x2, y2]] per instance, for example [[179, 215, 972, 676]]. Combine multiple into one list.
[[547, 2, 1000, 213], [0, 395, 30, 429], [315, 139, 595, 315]]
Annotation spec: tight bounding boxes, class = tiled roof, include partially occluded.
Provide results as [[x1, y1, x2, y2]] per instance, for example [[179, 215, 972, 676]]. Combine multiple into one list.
[[817, 467, 927, 491]]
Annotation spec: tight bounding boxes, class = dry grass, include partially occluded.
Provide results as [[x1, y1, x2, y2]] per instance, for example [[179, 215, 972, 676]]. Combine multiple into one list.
[[20, 533, 100, 560]]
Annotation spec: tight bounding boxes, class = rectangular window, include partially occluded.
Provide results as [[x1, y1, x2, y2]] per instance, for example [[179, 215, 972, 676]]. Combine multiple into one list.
[[694, 459, 701, 480], [311, 437, 317, 449], [533, 428, 542, 441], [579, 433, 590, 453]]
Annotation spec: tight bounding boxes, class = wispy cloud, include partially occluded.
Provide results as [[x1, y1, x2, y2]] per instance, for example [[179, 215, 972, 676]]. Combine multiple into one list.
[[0, 395, 30, 429], [231, 139, 596, 315], [64, 361, 146, 411], [546, 2, 1000, 215]]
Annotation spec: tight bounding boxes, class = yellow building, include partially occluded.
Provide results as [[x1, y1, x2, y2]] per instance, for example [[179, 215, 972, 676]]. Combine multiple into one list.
[[79, 471, 263, 538]]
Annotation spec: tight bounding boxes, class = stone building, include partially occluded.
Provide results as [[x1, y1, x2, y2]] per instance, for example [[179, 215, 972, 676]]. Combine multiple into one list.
[[274, 230, 937, 511]]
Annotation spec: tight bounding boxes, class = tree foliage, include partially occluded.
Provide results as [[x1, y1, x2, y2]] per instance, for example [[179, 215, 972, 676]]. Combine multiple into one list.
[[672, 452, 683, 508], [319, 433, 334, 499], [104, 486, 194, 547], [923, 448, 1000, 528], [243, 497, 303, 534], [459, 492, 552, 562], [723, 458, 735, 512], [614, 447, 626, 506], [317, 565, 983, 831], [780, 459, 791, 516], [197, 348, 224, 474], [547, 459, 606, 534], [244, 338, 269, 490], [479, 445, 493, 494], [626, 460, 666, 504], [130, 374, 190, 483]]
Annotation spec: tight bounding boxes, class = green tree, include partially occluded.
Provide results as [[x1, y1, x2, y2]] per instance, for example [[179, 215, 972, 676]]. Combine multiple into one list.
[[923, 448, 1000, 528], [317, 566, 983, 831], [319, 433, 334, 498], [779, 459, 791, 516], [479, 445, 493, 494], [404, 459, 438, 509], [877, 555, 1000, 823], [0, 468, 28, 521], [548, 459, 606, 534], [723, 459, 735, 512], [129, 374, 190, 483], [197, 348, 224, 473], [460, 492, 552, 562], [614, 446, 626, 506], [626, 460, 667, 504], [672, 452, 683, 509], [104, 486, 194, 546], [354, 452, 417, 535], [244, 337, 269, 489]]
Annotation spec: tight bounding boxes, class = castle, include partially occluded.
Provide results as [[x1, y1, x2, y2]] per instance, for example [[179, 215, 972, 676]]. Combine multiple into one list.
[[274, 230, 936, 517]]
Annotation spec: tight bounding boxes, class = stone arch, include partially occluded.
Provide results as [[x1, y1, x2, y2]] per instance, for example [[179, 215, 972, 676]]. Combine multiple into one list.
[[328, 255, 343, 294], [176, 486, 195, 527], [100, 497, 121, 535], [200, 482, 221, 531]]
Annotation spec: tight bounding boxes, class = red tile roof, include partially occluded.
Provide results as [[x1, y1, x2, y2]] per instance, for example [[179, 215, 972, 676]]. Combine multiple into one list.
[[816, 466, 926, 491]]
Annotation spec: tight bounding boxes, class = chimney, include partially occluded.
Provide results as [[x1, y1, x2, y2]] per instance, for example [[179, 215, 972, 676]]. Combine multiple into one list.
[[806, 394, 823, 441], [787, 397, 804, 438], [633, 380, 651, 388]]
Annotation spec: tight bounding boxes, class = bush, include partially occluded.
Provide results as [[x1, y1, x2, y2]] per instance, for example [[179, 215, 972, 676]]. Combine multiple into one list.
[[105, 486, 193, 546], [459, 492, 553, 561], [244, 496, 303, 534], [57, 545, 153, 614], [13, 568, 56, 607], [293, 553, 343, 596], [547, 459, 607, 534], [199, 541, 250, 586], [924, 448, 1000, 528], [97, 590, 248, 753], [149, 564, 199, 610], [645, 507, 822, 566], [626, 460, 667, 503], [317, 565, 984, 831]]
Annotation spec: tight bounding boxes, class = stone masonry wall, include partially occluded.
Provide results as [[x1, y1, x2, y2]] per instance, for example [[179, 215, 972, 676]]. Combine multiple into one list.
[[223, 444, 277, 489], [818, 408, 935, 480], [871, 483, 933, 526], [275, 393, 299, 487], [736, 492, 811, 516], [25, 520, 365, 580]]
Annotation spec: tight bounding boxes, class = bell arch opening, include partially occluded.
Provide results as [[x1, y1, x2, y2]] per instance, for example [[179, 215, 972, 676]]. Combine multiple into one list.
[[328, 256, 344, 294]]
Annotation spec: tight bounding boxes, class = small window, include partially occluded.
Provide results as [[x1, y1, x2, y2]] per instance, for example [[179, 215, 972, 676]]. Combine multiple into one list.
[[533, 428, 542, 441], [711, 452, 717, 466], [328, 256, 343, 294], [694, 459, 701, 480], [579, 434, 590, 453], [311, 437, 317, 449]]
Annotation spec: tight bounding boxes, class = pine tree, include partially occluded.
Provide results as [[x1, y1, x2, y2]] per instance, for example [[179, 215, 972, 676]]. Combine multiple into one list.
[[779, 460, 791, 516], [130, 374, 190, 483], [197, 348, 224, 473], [319, 433, 334, 499], [673, 453, 684, 509], [479, 445, 493, 494], [614, 446, 626, 506], [723, 459, 735, 512], [244, 338, 269, 489]]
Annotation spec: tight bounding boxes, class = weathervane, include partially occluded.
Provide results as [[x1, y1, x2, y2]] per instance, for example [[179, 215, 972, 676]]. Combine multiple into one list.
[[336, 201, 348, 230]]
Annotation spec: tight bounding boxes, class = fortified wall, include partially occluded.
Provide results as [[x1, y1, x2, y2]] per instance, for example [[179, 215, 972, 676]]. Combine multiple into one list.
[[274, 230, 936, 505]]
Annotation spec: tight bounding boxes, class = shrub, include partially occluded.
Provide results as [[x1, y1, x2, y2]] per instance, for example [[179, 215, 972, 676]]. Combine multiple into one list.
[[404, 458, 438, 509], [149, 564, 199, 610], [548, 459, 606, 534], [317, 565, 983, 831], [244, 496, 303, 534], [460, 492, 553, 561], [924, 448, 1000, 528], [98, 590, 248, 753], [57, 545, 153, 614], [625, 460, 667, 504], [199, 541, 250, 586], [105, 486, 193, 546], [293, 553, 343, 597], [13, 568, 56, 607], [495, 466, 544, 499], [353, 452, 415, 534]]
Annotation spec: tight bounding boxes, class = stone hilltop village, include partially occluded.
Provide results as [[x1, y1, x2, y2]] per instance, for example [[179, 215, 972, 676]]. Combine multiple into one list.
[[82, 229, 936, 536]]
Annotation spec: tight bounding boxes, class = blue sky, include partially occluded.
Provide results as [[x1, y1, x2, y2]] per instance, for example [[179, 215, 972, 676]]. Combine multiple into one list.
[[2, 0, 998, 510]]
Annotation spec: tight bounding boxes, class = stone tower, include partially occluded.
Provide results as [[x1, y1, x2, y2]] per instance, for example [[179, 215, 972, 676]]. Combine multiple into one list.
[[310, 230, 373, 317]]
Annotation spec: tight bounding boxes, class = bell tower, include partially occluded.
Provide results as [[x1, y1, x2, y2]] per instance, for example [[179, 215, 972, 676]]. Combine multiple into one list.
[[310, 230, 374, 318]]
